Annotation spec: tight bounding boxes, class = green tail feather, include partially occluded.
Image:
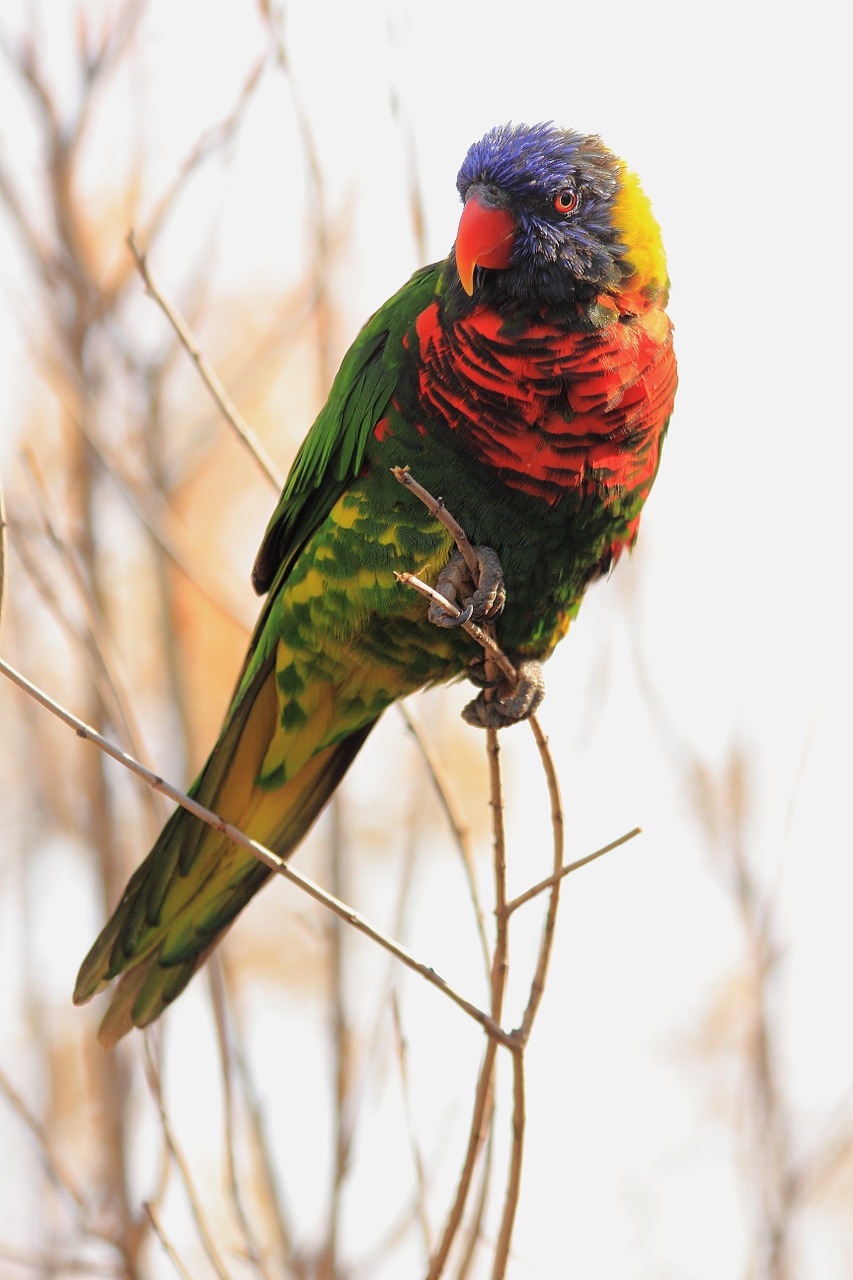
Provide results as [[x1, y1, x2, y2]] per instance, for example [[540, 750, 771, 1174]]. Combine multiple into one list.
[[73, 651, 376, 1046]]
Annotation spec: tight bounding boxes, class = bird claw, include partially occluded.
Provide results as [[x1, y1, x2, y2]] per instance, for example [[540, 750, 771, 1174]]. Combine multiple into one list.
[[427, 547, 506, 629], [430, 600, 474, 629], [465, 657, 500, 690], [461, 658, 545, 729]]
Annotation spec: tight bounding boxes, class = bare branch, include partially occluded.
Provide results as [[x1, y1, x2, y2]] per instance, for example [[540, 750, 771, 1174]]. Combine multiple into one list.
[[391, 466, 480, 582], [513, 716, 565, 1052], [427, 729, 509, 1279], [492, 1048, 526, 1280], [503, 826, 642, 917]]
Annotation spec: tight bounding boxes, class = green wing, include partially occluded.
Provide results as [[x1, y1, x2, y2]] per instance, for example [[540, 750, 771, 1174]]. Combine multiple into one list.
[[73, 262, 445, 1043], [251, 262, 441, 595]]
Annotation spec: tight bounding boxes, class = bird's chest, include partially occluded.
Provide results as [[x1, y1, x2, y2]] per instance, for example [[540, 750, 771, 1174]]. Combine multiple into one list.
[[409, 301, 667, 511]]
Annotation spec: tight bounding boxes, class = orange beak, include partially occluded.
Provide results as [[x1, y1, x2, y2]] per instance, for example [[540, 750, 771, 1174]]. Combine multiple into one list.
[[455, 190, 516, 296]]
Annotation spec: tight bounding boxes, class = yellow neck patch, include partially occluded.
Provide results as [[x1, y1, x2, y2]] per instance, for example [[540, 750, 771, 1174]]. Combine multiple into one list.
[[611, 162, 670, 302]]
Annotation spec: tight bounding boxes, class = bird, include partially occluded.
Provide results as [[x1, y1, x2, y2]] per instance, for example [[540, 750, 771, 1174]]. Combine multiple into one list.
[[74, 121, 677, 1045]]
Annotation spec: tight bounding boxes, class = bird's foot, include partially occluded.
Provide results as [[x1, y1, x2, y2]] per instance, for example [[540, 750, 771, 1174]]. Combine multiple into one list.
[[427, 548, 506, 629], [462, 657, 545, 729]]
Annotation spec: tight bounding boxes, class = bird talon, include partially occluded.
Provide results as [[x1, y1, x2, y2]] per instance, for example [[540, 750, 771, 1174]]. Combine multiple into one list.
[[461, 658, 545, 729], [431, 546, 506, 629], [465, 658, 498, 690], [429, 599, 471, 628], [438, 601, 474, 629]]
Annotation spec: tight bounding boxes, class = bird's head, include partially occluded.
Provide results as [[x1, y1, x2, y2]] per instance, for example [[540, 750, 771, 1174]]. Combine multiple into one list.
[[452, 122, 668, 316]]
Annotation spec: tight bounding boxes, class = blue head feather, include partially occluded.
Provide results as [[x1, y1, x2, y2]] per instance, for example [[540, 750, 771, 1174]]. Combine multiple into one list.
[[453, 122, 628, 312]]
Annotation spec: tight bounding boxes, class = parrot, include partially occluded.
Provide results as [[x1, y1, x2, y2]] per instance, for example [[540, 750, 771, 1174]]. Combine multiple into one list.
[[74, 121, 677, 1045]]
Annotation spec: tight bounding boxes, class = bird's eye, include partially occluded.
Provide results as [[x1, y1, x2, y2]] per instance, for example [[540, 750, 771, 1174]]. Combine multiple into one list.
[[554, 188, 579, 214]]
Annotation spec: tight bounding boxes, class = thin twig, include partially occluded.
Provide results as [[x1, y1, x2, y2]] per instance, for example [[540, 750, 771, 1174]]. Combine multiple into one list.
[[426, 1020, 499, 1279], [400, 701, 491, 978], [143, 1202, 195, 1280], [0, 476, 7, 644], [69, 398, 256, 629], [0, 1245, 119, 1277], [503, 826, 642, 916], [455, 1122, 494, 1280], [391, 466, 479, 580], [391, 993, 433, 1257], [20, 449, 165, 829], [127, 231, 284, 492], [426, 729, 508, 1280], [394, 570, 517, 687], [514, 715, 565, 1050], [492, 1048, 525, 1280], [208, 959, 273, 1279], [325, 793, 352, 1276], [0, 1062, 87, 1219], [215, 955, 299, 1271], [0, 656, 514, 1048], [264, 8, 336, 391], [139, 56, 268, 255]]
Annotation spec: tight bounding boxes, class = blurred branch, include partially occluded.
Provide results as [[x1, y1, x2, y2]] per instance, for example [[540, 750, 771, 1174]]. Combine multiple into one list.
[[629, 620, 803, 1280], [0, 20, 147, 1269], [143, 1202, 195, 1280], [139, 54, 268, 254], [127, 232, 284, 491], [0, 1061, 88, 1220], [391, 993, 433, 1257], [0, 1058, 145, 1267], [389, 85, 428, 264], [212, 955, 299, 1272], [68, 402, 256, 630], [0, 1243, 120, 1277], [143, 1038, 234, 1280], [0, 476, 7, 644], [208, 959, 275, 1280], [401, 700, 491, 976], [20, 449, 165, 829], [324, 793, 353, 1278], [262, 4, 335, 390]]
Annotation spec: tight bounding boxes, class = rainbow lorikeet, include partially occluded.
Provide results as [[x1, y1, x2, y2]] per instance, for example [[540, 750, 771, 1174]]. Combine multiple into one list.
[[74, 122, 677, 1044]]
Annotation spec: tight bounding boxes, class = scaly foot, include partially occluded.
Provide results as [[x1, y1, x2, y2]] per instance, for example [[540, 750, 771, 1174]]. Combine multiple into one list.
[[462, 657, 545, 729], [427, 548, 506, 629]]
